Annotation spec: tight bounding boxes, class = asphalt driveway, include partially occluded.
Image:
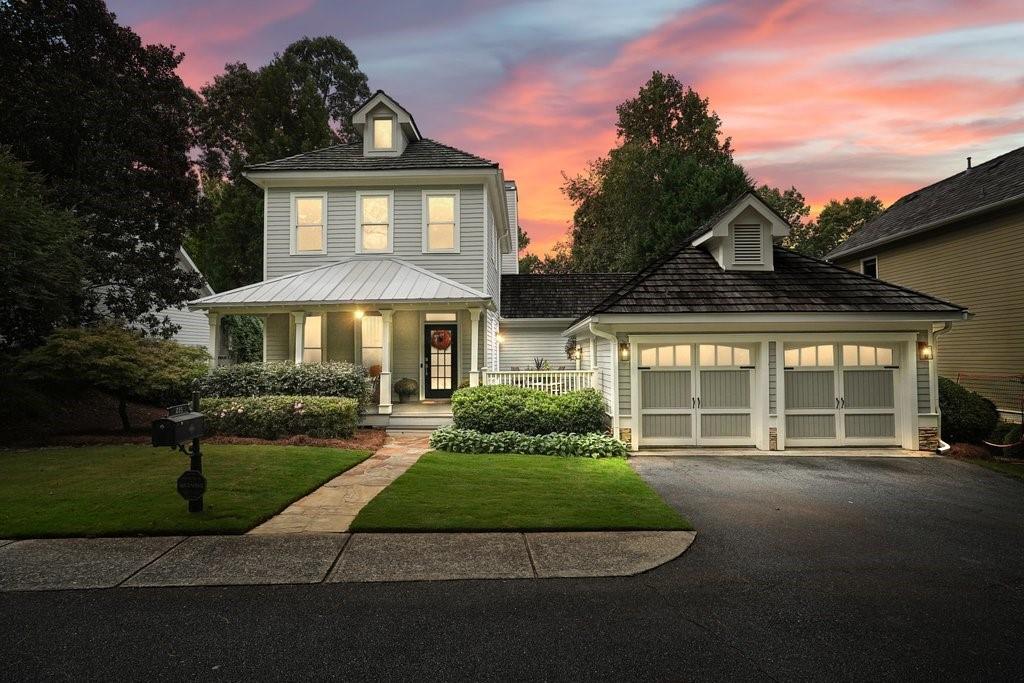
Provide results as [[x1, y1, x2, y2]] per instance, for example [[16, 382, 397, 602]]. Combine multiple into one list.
[[2, 455, 1023, 680]]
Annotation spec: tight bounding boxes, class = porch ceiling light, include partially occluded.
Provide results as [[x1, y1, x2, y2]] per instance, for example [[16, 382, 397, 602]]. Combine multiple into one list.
[[619, 342, 630, 360], [917, 341, 933, 361], [354, 309, 365, 319]]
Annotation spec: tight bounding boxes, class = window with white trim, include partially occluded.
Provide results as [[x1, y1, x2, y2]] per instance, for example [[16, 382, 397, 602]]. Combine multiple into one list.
[[293, 195, 325, 253], [372, 118, 393, 149], [733, 224, 763, 264], [423, 192, 459, 252], [360, 315, 383, 371], [784, 344, 835, 367], [842, 344, 893, 366], [358, 192, 392, 253], [425, 312, 457, 321], [303, 315, 323, 363]]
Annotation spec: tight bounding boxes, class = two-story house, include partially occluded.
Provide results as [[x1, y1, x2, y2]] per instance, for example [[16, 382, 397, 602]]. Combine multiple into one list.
[[193, 90, 970, 450]]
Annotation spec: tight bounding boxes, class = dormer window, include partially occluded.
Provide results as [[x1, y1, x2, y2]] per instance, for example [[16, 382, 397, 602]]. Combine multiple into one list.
[[372, 117, 393, 150], [733, 224, 763, 264]]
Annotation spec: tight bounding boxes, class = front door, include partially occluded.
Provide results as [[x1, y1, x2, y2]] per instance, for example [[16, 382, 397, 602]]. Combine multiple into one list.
[[424, 324, 458, 398]]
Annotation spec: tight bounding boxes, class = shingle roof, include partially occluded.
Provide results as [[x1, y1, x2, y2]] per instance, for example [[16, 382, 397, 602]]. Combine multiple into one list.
[[572, 246, 965, 323], [190, 257, 489, 308], [829, 145, 1024, 260], [501, 273, 636, 318], [244, 138, 497, 173]]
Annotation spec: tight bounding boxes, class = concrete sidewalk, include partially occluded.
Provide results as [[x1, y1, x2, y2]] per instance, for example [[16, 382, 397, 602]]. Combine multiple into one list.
[[0, 531, 696, 591]]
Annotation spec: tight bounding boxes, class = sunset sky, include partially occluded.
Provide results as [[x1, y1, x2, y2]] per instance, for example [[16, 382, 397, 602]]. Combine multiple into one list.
[[110, 0, 1024, 256]]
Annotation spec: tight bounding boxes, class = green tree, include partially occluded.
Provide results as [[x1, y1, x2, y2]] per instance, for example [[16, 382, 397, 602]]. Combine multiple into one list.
[[19, 325, 209, 431], [787, 196, 884, 258], [0, 0, 205, 336], [563, 72, 751, 272], [756, 185, 811, 232], [0, 149, 84, 350]]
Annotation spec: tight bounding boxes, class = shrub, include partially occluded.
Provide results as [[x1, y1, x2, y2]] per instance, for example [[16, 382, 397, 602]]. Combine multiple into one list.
[[194, 361, 372, 411], [938, 377, 999, 445], [988, 421, 1022, 446], [201, 395, 359, 439], [452, 385, 607, 435], [429, 426, 627, 458]]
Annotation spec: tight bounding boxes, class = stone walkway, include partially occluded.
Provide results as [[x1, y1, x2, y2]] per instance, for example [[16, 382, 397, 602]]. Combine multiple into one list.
[[249, 433, 430, 535]]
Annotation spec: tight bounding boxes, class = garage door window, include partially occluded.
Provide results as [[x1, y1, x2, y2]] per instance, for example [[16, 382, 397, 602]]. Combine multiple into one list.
[[784, 344, 834, 367], [842, 344, 893, 366], [699, 344, 752, 367], [640, 344, 692, 367]]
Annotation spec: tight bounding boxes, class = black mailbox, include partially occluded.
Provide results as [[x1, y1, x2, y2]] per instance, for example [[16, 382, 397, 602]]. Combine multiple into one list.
[[152, 411, 206, 447]]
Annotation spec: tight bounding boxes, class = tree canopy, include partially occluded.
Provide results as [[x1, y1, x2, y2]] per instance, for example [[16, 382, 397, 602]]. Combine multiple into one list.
[[758, 185, 885, 258]]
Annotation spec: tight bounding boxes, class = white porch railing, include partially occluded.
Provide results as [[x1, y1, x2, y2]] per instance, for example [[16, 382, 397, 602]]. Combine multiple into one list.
[[480, 369, 595, 395]]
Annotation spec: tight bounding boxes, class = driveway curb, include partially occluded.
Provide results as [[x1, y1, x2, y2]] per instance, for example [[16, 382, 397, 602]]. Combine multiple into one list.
[[0, 530, 696, 591]]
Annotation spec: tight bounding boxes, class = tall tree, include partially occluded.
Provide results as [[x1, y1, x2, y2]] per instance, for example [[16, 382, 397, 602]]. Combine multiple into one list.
[[0, 0, 204, 336], [787, 196, 884, 258], [756, 185, 811, 232], [0, 149, 84, 350], [563, 72, 751, 272]]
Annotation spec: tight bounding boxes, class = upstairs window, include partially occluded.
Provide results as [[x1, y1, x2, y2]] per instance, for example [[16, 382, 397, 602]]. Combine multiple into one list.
[[861, 257, 878, 278], [357, 192, 393, 253], [423, 191, 459, 252], [732, 224, 763, 264], [292, 194, 326, 254], [372, 118, 393, 149]]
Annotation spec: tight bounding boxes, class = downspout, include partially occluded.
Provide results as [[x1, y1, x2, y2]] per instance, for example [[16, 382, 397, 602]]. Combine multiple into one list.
[[932, 322, 954, 453], [590, 323, 619, 437]]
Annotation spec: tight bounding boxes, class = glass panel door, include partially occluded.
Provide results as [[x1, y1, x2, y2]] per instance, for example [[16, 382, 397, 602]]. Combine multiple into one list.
[[424, 324, 458, 399]]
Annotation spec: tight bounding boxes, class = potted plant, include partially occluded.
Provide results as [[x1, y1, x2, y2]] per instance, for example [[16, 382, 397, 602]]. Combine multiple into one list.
[[393, 377, 418, 403]]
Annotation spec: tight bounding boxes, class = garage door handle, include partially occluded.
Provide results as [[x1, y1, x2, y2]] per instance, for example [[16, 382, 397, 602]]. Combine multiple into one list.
[[836, 398, 840, 410], [841, 397, 846, 409], [692, 397, 696, 409]]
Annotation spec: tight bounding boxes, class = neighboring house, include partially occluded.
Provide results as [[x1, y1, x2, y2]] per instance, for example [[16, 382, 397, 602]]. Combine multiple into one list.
[[156, 247, 215, 350], [191, 90, 968, 450], [829, 147, 1024, 420]]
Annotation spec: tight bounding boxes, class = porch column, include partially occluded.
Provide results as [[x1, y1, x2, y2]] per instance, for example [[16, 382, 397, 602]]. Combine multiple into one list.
[[379, 309, 393, 414], [292, 311, 305, 364], [469, 308, 482, 387], [207, 312, 220, 369]]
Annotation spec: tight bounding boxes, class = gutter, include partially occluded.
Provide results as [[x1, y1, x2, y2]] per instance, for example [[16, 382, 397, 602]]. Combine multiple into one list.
[[932, 322, 955, 454], [590, 323, 620, 436]]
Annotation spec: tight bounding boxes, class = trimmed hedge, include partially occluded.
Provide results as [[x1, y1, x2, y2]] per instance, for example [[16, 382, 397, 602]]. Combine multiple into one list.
[[201, 395, 359, 439], [938, 377, 999, 445], [452, 385, 608, 435], [194, 362, 371, 411], [430, 426, 627, 458]]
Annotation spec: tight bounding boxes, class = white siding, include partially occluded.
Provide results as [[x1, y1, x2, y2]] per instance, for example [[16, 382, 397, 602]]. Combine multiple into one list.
[[159, 306, 210, 349], [484, 202, 501, 304], [617, 334, 631, 416], [499, 323, 570, 371], [501, 185, 519, 274], [265, 184, 486, 291], [596, 337, 613, 413], [264, 313, 290, 361], [485, 309, 500, 370]]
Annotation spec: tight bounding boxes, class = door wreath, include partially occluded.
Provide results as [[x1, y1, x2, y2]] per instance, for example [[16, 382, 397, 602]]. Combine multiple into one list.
[[430, 329, 452, 351]]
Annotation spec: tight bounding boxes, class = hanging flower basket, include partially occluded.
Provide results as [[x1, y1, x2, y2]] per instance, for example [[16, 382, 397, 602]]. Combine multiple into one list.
[[431, 329, 452, 351]]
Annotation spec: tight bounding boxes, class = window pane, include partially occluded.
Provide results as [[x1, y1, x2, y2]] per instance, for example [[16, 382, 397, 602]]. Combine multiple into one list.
[[657, 345, 673, 366], [800, 346, 815, 366], [362, 224, 389, 251], [674, 344, 691, 366], [640, 346, 656, 366], [784, 348, 799, 366], [428, 223, 455, 250], [296, 225, 323, 252], [699, 344, 715, 367], [362, 195, 389, 223], [860, 345, 876, 366], [362, 347, 382, 371], [716, 345, 732, 366], [817, 344, 833, 366], [428, 195, 455, 222], [425, 312, 457, 321], [734, 346, 751, 366], [373, 119, 392, 148], [843, 345, 858, 366], [361, 315, 383, 346], [302, 348, 322, 364], [304, 315, 321, 349], [296, 197, 323, 225], [877, 347, 893, 365]]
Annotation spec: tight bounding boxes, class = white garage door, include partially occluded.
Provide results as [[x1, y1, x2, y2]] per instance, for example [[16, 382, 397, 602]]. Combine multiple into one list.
[[784, 343, 900, 447], [638, 343, 756, 447]]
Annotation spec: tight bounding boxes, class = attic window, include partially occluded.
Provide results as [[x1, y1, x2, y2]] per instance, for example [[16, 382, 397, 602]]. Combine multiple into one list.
[[733, 224, 763, 264], [372, 118, 393, 149]]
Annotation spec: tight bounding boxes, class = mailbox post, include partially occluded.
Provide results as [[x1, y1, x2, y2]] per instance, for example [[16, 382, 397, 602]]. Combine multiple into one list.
[[185, 391, 203, 512], [152, 391, 207, 513]]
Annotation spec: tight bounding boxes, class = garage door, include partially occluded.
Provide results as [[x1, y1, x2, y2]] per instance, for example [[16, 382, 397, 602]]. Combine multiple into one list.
[[783, 343, 899, 446], [639, 343, 756, 447]]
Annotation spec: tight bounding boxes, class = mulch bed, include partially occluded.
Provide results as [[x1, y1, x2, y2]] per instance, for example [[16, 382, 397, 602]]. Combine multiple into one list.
[[10, 428, 387, 453]]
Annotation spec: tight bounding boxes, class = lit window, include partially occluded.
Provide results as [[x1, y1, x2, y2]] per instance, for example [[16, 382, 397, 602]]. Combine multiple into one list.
[[359, 193, 391, 252], [861, 257, 878, 279], [361, 315, 383, 371], [303, 315, 322, 363], [425, 312, 457, 321], [639, 344, 692, 367], [699, 344, 716, 367], [294, 195, 325, 252], [373, 118, 392, 149], [842, 344, 894, 366], [785, 344, 835, 368], [425, 193, 458, 252], [700, 344, 753, 367]]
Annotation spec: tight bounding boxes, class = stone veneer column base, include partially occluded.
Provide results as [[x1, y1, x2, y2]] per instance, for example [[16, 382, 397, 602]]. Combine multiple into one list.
[[768, 427, 778, 451], [918, 427, 939, 451], [619, 427, 632, 446]]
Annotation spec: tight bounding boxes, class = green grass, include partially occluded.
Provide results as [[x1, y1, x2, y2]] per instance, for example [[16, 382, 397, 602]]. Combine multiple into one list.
[[969, 459, 1024, 482], [0, 444, 370, 538], [350, 452, 692, 532]]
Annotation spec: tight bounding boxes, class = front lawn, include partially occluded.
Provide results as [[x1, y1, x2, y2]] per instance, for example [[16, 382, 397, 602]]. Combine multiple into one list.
[[0, 444, 369, 538], [350, 452, 692, 532], [969, 459, 1024, 482]]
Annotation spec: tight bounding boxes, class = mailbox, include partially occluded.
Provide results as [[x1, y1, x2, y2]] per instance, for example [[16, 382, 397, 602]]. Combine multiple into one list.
[[152, 411, 206, 447]]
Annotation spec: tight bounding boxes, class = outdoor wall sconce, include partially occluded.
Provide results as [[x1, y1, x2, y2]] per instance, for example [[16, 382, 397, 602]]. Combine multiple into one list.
[[353, 309, 365, 319], [918, 342, 933, 360], [496, 333, 505, 344], [571, 345, 582, 360], [619, 342, 630, 360]]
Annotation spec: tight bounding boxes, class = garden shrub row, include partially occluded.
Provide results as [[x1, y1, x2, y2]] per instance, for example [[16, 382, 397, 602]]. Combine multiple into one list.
[[201, 395, 359, 440], [938, 377, 999, 445], [429, 426, 627, 458], [194, 361, 372, 411], [452, 385, 608, 435]]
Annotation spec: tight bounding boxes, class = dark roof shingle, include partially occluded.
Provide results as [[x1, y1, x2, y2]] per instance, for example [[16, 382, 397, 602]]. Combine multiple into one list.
[[245, 138, 496, 173], [501, 273, 636, 318], [829, 145, 1024, 259]]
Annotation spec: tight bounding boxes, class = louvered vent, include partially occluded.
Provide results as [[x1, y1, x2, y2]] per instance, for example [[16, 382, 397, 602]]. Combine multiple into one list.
[[733, 224, 763, 264]]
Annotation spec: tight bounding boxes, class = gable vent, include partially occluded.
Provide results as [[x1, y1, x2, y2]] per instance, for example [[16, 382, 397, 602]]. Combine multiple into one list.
[[733, 224, 763, 264]]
